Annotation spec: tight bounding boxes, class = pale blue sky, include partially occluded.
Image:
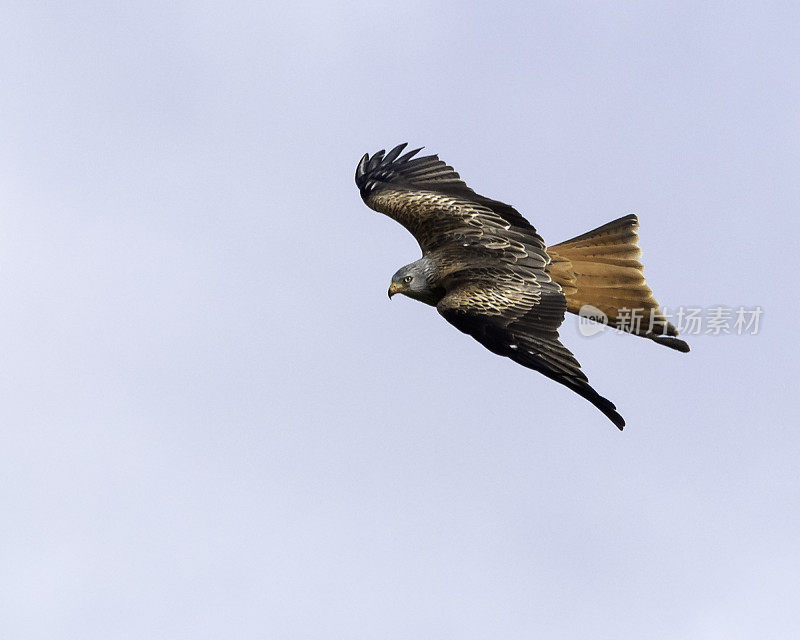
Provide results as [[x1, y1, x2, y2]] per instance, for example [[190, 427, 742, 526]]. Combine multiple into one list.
[[2, 2, 799, 638]]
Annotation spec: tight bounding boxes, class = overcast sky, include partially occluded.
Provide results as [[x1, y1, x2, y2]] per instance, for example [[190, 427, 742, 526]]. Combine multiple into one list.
[[2, 2, 799, 638]]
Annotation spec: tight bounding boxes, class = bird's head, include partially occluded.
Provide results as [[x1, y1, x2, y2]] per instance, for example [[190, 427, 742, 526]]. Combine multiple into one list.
[[388, 260, 441, 305], [388, 264, 424, 299]]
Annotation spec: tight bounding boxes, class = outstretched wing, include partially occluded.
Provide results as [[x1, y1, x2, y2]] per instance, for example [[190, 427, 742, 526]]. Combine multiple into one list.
[[437, 266, 626, 430], [355, 143, 549, 271]]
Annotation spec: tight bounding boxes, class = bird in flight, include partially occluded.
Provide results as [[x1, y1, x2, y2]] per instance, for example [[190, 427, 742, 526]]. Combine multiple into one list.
[[355, 144, 689, 429]]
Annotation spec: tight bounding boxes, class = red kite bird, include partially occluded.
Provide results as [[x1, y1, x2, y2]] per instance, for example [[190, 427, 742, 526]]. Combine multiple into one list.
[[356, 144, 689, 429]]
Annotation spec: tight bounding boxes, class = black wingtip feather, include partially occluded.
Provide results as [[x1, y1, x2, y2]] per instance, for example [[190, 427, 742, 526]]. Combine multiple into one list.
[[562, 377, 625, 429], [583, 387, 625, 430], [356, 153, 369, 181], [398, 146, 424, 162], [355, 143, 430, 196], [382, 143, 408, 165]]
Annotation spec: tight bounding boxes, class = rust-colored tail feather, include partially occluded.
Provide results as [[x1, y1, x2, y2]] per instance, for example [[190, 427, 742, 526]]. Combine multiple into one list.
[[547, 215, 689, 352]]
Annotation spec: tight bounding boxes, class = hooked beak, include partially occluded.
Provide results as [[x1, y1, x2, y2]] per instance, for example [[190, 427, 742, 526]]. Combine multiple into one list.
[[388, 282, 404, 299]]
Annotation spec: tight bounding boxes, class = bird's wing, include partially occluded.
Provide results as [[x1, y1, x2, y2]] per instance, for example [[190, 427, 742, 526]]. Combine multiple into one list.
[[437, 266, 625, 429], [355, 144, 549, 270]]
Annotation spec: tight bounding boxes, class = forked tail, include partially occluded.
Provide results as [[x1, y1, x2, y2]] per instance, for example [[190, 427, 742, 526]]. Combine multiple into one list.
[[547, 214, 690, 352]]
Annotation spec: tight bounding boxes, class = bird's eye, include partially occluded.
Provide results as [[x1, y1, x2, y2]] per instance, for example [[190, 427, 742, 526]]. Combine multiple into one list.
[[403, 275, 413, 284]]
